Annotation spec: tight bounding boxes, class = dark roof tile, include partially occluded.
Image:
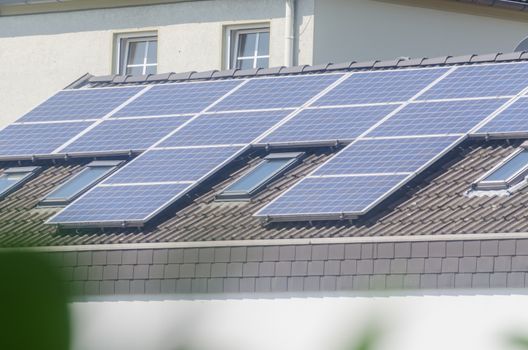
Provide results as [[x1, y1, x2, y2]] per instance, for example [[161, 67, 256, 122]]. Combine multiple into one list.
[[168, 71, 195, 81], [257, 66, 285, 75], [189, 70, 218, 80], [421, 56, 452, 66]]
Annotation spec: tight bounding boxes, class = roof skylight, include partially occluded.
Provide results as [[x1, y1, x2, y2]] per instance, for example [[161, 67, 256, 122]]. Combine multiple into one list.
[[0, 166, 40, 199], [217, 152, 303, 201], [473, 147, 528, 191], [40, 160, 122, 206]]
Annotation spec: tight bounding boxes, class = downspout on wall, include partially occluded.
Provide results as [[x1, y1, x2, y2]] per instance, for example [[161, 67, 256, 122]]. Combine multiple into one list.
[[284, 0, 295, 67]]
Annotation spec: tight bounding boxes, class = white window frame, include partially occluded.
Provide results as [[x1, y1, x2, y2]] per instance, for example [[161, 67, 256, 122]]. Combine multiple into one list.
[[115, 32, 158, 75], [225, 25, 270, 70]]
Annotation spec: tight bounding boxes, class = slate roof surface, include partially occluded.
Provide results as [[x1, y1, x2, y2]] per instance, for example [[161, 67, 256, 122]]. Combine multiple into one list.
[[0, 139, 527, 247]]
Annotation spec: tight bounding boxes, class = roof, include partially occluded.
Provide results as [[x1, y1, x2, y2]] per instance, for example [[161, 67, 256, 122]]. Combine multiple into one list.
[[1, 138, 527, 247], [81, 52, 528, 88], [3, 51, 528, 248]]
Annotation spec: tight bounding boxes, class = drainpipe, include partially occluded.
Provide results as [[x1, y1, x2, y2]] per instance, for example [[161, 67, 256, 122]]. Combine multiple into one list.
[[284, 0, 295, 67]]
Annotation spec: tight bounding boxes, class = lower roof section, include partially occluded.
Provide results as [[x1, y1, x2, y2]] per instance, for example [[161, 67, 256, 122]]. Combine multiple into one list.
[[0, 139, 528, 247]]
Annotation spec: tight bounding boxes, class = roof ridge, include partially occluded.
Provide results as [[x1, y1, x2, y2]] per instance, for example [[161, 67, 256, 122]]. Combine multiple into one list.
[[85, 51, 528, 87]]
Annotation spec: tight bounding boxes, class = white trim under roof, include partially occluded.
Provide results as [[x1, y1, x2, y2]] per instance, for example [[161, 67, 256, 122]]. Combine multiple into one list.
[[5, 231, 528, 252]]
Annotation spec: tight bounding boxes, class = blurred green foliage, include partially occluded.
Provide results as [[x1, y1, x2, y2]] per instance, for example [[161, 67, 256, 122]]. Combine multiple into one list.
[[0, 251, 71, 350]]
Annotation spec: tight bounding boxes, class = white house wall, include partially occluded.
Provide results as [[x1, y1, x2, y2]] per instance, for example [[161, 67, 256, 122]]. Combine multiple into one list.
[[0, 0, 315, 125], [313, 0, 528, 64]]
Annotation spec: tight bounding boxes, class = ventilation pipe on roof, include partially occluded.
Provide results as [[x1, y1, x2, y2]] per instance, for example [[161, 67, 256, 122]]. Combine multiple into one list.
[[284, 0, 295, 67]]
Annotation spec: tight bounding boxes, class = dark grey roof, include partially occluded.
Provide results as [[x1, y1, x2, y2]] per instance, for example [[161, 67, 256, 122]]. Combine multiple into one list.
[[2, 139, 528, 247]]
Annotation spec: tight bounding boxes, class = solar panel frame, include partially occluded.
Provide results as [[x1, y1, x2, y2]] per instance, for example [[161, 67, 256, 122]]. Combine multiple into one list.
[[473, 97, 528, 136], [258, 104, 402, 146], [209, 73, 344, 112], [158, 110, 291, 147], [103, 146, 246, 184], [112, 80, 243, 117], [19, 86, 145, 122], [254, 174, 410, 218], [46, 183, 193, 226], [60, 116, 192, 155], [312, 136, 463, 175], [367, 98, 509, 137], [312, 67, 450, 106], [0, 121, 94, 159], [417, 62, 528, 101]]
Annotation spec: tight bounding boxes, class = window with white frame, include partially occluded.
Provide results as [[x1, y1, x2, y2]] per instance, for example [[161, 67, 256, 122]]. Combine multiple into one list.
[[116, 33, 158, 75], [227, 26, 270, 70]]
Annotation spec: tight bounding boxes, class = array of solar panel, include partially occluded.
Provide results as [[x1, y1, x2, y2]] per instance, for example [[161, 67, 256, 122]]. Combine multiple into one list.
[[313, 68, 448, 106], [47, 183, 191, 224], [0, 122, 92, 158], [367, 99, 508, 137], [104, 146, 244, 184], [313, 136, 462, 175], [62, 116, 191, 154], [475, 97, 528, 135], [255, 175, 408, 216], [418, 62, 528, 100], [20, 87, 143, 122], [50, 145, 246, 225], [210, 74, 343, 112], [159, 111, 290, 147], [260, 105, 399, 144], [112, 80, 242, 117]]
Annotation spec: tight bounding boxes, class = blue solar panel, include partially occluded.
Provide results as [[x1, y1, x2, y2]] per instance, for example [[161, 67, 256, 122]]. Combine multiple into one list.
[[47, 183, 191, 225], [0, 122, 92, 157], [313, 136, 462, 175], [418, 62, 528, 100], [19, 87, 143, 122], [62, 116, 191, 154], [475, 97, 528, 135], [104, 146, 244, 184], [313, 68, 448, 106], [159, 110, 289, 147], [255, 174, 408, 217], [368, 99, 507, 137], [261, 105, 399, 144], [210, 74, 343, 112], [112, 80, 241, 117]]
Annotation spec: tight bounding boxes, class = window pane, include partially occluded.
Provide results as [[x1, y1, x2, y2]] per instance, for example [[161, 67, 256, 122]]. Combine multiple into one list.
[[127, 41, 147, 65], [236, 58, 255, 70], [237, 33, 257, 58], [0, 167, 38, 198], [126, 66, 145, 76], [485, 151, 528, 182], [145, 65, 157, 75], [146, 40, 157, 64], [44, 166, 115, 203], [256, 57, 269, 69], [224, 158, 292, 194], [257, 31, 270, 56]]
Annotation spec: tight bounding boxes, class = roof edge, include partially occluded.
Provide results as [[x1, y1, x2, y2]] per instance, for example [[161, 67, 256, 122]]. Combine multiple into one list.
[[5, 231, 528, 252], [84, 51, 528, 87]]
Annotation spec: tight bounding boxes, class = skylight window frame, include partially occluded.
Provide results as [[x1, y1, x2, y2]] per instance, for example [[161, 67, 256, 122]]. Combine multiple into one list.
[[217, 152, 304, 201], [40, 160, 123, 207], [0, 166, 41, 200], [473, 148, 528, 191]]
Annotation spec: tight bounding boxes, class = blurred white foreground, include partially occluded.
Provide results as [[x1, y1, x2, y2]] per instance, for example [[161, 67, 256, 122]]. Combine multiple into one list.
[[71, 292, 528, 350]]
